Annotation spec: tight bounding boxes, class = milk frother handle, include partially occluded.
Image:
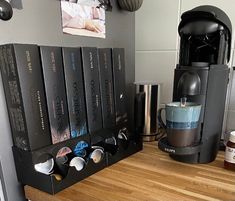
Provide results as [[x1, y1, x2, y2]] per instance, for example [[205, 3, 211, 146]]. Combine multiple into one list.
[[158, 108, 167, 129], [134, 92, 145, 129]]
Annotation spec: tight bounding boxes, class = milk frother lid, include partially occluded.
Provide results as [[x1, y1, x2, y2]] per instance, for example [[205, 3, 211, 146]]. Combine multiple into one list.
[[229, 131, 235, 143]]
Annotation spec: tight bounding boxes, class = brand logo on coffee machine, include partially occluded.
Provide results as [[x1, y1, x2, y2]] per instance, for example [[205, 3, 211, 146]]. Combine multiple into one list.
[[164, 148, 176, 153]]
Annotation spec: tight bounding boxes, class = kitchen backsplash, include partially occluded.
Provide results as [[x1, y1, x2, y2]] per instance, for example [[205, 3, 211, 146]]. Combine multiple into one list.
[[135, 0, 235, 135], [226, 68, 235, 132]]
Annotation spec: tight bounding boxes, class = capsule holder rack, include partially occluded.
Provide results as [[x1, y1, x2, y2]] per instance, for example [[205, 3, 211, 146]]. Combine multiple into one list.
[[12, 127, 142, 194]]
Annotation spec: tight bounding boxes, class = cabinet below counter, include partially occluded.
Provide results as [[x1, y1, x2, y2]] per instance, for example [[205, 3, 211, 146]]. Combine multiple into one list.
[[25, 142, 235, 201]]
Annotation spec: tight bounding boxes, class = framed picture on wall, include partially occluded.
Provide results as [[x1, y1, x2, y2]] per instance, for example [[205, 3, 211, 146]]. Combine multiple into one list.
[[0, 161, 7, 201], [61, 0, 106, 38]]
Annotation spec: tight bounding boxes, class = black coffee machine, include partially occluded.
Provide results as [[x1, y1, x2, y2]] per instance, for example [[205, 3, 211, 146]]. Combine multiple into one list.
[[158, 5, 232, 163]]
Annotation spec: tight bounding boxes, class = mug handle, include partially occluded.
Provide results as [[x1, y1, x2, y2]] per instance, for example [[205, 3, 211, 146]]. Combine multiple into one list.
[[158, 108, 166, 129]]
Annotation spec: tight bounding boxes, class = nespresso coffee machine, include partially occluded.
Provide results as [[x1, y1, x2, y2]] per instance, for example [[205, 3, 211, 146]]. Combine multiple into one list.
[[158, 5, 232, 163]]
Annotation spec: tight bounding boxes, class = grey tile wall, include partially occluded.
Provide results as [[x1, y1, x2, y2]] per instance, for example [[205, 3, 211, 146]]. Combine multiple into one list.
[[227, 111, 235, 131], [226, 67, 235, 131], [135, 0, 180, 51], [135, 0, 180, 104], [135, 51, 177, 103]]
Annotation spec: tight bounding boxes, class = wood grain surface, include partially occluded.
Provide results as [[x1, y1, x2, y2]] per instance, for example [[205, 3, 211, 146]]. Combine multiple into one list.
[[25, 142, 235, 201]]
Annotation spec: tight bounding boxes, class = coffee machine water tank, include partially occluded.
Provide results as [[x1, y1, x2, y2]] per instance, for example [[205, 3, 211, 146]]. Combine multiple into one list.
[[158, 6, 232, 163]]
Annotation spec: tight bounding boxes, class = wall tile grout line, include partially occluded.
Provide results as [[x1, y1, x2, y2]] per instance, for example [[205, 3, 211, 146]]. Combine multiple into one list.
[[136, 50, 178, 52]]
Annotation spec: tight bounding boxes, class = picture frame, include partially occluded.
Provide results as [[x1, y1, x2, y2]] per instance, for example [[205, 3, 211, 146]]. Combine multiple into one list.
[[0, 161, 7, 201]]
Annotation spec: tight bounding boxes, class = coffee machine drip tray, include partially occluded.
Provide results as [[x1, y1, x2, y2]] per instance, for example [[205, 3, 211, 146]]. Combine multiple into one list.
[[158, 137, 202, 156]]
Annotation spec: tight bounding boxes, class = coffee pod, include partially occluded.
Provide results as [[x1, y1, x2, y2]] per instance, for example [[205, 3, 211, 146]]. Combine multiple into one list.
[[55, 156, 69, 177], [105, 137, 117, 146], [51, 173, 63, 181], [74, 148, 87, 158], [56, 147, 72, 158], [91, 145, 104, 152], [73, 141, 89, 157], [55, 147, 72, 177], [118, 129, 130, 150], [90, 148, 104, 163], [118, 131, 128, 140], [56, 155, 68, 164], [34, 158, 54, 175], [103, 137, 118, 155], [69, 157, 86, 171]]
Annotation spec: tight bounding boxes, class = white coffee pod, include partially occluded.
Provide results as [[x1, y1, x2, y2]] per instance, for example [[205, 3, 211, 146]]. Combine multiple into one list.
[[91, 145, 104, 152], [90, 148, 104, 164], [69, 157, 86, 171], [34, 158, 54, 175], [118, 132, 128, 140]]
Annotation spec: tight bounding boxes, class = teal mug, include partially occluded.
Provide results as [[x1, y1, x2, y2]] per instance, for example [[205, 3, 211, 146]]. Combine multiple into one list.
[[158, 102, 201, 147]]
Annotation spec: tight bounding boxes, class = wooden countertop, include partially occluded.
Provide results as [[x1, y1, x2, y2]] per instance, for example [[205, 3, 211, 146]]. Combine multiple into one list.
[[25, 142, 235, 201]]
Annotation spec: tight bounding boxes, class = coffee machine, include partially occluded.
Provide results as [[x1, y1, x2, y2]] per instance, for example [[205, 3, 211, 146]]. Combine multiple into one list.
[[158, 5, 232, 163]]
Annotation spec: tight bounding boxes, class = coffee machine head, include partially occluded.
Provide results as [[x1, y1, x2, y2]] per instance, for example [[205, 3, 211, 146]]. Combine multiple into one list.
[[178, 5, 232, 66]]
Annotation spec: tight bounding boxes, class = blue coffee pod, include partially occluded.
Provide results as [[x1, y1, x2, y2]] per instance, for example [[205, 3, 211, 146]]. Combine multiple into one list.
[[73, 141, 89, 157], [75, 149, 87, 158]]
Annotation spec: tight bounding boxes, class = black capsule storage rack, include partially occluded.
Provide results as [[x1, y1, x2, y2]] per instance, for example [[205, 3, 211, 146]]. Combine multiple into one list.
[[12, 127, 142, 194], [105, 124, 142, 166], [90, 124, 142, 166], [107, 137, 142, 166], [12, 134, 107, 194]]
